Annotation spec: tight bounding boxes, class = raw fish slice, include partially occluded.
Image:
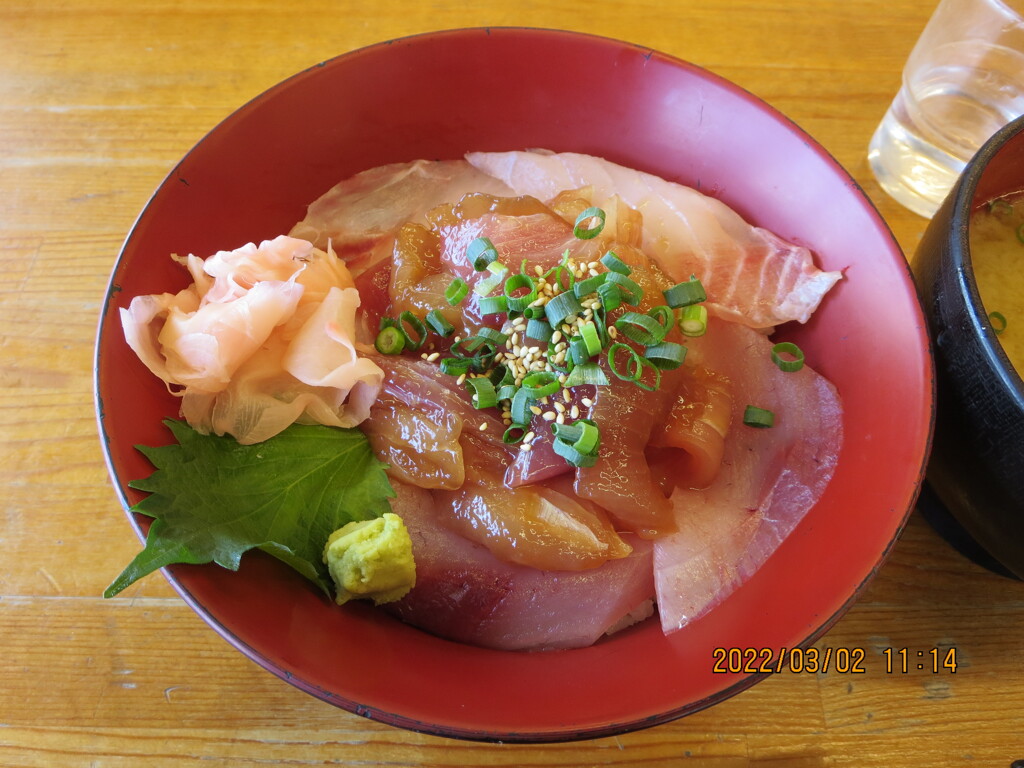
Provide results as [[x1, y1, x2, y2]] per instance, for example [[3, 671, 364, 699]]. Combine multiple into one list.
[[466, 150, 841, 329], [384, 481, 655, 651], [653, 318, 842, 633], [290, 160, 513, 276]]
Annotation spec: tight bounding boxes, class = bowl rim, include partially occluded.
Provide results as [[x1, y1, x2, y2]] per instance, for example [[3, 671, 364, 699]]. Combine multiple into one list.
[[92, 25, 933, 742], [949, 112, 1024, 411]]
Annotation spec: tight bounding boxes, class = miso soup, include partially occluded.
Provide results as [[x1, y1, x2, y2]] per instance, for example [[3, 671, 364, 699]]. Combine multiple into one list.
[[968, 193, 1024, 374]]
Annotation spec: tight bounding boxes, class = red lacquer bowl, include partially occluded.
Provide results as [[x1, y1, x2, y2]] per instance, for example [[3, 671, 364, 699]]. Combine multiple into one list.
[[94, 28, 933, 741]]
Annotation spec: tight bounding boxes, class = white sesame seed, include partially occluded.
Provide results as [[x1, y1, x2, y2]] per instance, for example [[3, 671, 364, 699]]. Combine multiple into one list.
[[534, 264, 545, 276], [589, 268, 600, 277], [503, 417, 512, 425], [523, 431, 536, 443], [562, 388, 572, 403], [530, 405, 542, 415], [581, 397, 593, 408], [420, 352, 429, 360], [570, 405, 580, 419], [556, 413, 566, 424], [542, 411, 557, 421], [519, 443, 532, 452], [561, 323, 572, 335], [511, 333, 520, 347], [456, 373, 467, 385], [609, 326, 619, 338], [554, 402, 566, 413], [558, 374, 567, 385], [588, 260, 601, 270], [551, 330, 563, 344], [554, 351, 566, 365], [479, 422, 488, 431], [426, 352, 440, 362]]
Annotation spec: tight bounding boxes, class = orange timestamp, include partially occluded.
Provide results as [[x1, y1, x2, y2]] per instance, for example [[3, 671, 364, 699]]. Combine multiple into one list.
[[711, 646, 958, 674]]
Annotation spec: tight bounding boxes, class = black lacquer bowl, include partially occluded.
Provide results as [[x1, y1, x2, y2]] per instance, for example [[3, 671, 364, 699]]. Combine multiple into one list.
[[915, 113, 1024, 578]]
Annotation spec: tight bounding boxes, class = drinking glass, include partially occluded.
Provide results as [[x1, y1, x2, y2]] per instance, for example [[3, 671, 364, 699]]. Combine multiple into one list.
[[868, 0, 1024, 218]]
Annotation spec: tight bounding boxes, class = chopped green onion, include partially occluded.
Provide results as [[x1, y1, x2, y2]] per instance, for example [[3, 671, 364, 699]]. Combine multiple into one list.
[[597, 281, 623, 312], [475, 327, 510, 346], [425, 309, 455, 337], [467, 237, 499, 271], [487, 260, 509, 279], [630, 355, 662, 391], [503, 272, 538, 312], [544, 291, 584, 327], [474, 271, 504, 296], [573, 273, 607, 298], [605, 271, 643, 305], [510, 387, 535, 425], [743, 405, 775, 428], [569, 336, 590, 365], [645, 341, 687, 370], [771, 341, 805, 372], [990, 311, 1008, 334], [525, 318, 553, 342], [398, 311, 428, 350], [563, 361, 609, 387], [440, 356, 472, 376], [374, 326, 405, 355], [544, 262, 575, 293], [497, 384, 519, 402], [608, 342, 661, 390], [647, 305, 675, 338], [503, 425, 528, 444], [551, 436, 599, 467], [522, 305, 545, 320], [445, 277, 469, 305], [488, 363, 512, 387], [578, 321, 602, 356], [679, 304, 708, 337], [552, 420, 600, 455], [615, 312, 666, 346], [601, 251, 631, 275], [379, 316, 399, 331], [573, 206, 607, 240], [477, 294, 508, 315], [664, 276, 707, 308], [607, 342, 643, 381], [521, 371, 561, 398], [465, 376, 498, 409]]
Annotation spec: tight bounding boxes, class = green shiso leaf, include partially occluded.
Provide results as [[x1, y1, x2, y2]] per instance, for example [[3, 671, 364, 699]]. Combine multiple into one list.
[[104, 420, 394, 598]]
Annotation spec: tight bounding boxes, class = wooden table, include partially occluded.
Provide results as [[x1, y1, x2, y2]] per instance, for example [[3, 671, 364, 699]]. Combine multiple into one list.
[[4, 1, 1023, 765]]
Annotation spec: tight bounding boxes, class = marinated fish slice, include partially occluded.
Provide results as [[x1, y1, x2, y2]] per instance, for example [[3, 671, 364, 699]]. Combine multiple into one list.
[[385, 480, 655, 651]]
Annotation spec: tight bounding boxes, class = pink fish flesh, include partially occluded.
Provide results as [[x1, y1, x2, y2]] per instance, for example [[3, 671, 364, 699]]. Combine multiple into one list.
[[653, 318, 843, 633], [466, 150, 842, 330]]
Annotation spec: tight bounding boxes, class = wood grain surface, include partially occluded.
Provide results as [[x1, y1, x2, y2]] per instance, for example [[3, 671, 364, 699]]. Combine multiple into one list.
[[3, 1, 1023, 765]]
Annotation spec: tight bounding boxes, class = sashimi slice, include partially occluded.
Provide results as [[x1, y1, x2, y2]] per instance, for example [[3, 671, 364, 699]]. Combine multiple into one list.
[[289, 160, 513, 276], [653, 318, 842, 633], [384, 480, 655, 651], [466, 150, 841, 329]]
